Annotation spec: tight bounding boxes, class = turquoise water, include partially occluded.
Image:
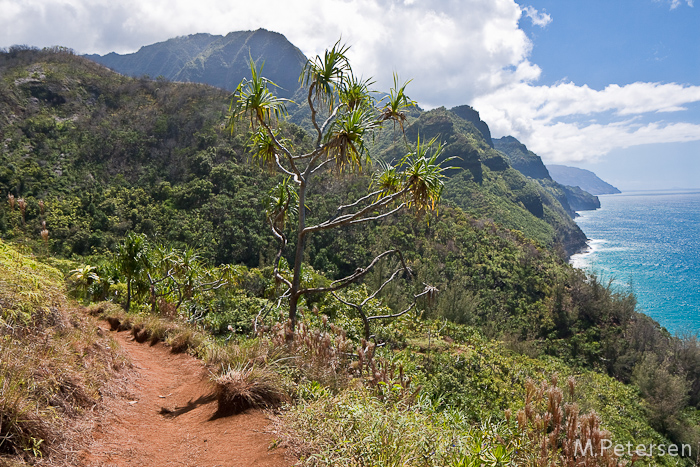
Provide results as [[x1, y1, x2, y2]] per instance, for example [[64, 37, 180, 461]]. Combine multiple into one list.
[[570, 190, 700, 335]]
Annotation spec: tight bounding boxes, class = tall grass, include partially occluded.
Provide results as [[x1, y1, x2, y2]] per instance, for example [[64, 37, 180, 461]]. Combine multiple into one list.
[[281, 389, 518, 466], [0, 241, 126, 464]]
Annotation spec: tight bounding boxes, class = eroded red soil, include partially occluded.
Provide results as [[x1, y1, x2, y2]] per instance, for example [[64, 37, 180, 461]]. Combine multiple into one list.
[[81, 329, 292, 467]]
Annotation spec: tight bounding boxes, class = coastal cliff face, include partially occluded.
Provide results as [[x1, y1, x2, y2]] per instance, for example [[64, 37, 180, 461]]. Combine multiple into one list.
[[493, 136, 602, 214], [561, 185, 601, 211], [449, 105, 494, 148], [493, 136, 551, 180], [376, 108, 588, 256]]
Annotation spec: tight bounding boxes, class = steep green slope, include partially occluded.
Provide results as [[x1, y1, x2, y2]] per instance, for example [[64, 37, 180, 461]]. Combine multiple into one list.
[[493, 135, 551, 180], [494, 135, 602, 213], [378, 108, 587, 255], [83, 31, 587, 255], [4, 47, 700, 465], [0, 239, 125, 464], [0, 48, 289, 263]]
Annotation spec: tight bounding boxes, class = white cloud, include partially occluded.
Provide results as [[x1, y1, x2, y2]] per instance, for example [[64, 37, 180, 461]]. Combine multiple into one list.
[[0, 0, 538, 108], [657, 0, 694, 9], [474, 81, 700, 162], [521, 6, 552, 27]]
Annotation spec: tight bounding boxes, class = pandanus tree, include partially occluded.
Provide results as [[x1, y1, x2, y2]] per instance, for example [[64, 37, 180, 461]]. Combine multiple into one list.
[[227, 41, 451, 331], [116, 232, 149, 311]]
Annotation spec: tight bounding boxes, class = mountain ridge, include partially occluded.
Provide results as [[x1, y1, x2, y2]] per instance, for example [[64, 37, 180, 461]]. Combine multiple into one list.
[[82, 31, 589, 256], [547, 164, 622, 195], [85, 29, 306, 99]]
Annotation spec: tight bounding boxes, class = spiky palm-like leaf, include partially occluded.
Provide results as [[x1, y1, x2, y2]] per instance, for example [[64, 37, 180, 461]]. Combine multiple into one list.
[[227, 59, 289, 131], [323, 106, 377, 172], [379, 73, 416, 130], [300, 40, 351, 111], [371, 159, 402, 196], [399, 136, 452, 212], [339, 74, 374, 111], [247, 127, 291, 171], [266, 177, 299, 230]]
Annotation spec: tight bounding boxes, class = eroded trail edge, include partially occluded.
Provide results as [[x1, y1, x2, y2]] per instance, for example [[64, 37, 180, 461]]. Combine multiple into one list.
[[82, 328, 290, 467]]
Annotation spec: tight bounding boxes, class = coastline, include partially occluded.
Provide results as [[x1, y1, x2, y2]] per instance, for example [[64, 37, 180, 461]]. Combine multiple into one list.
[[569, 189, 700, 334]]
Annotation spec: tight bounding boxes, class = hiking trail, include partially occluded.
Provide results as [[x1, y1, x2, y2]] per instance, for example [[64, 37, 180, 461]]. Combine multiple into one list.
[[81, 328, 292, 467]]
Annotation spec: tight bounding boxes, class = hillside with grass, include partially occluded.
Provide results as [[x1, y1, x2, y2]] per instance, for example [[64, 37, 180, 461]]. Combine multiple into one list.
[[0, 240, 126, 465], [2, 46, 700, 466], [376, 108, 588, 255]]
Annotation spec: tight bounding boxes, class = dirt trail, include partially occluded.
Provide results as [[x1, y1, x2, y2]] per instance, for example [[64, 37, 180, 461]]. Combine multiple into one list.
[[81, 328, 292, 467]]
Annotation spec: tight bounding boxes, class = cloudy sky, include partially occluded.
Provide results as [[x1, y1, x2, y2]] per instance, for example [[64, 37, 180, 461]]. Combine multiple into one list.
[[1, 0, 698, 189]]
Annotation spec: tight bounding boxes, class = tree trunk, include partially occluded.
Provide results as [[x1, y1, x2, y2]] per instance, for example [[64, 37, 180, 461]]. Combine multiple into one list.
[[289, 179, 307, 333]]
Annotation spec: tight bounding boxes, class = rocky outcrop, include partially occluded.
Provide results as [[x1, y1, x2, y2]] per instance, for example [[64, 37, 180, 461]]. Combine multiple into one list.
[[494, 136, 602, 218], [450, 105, 494, 147], [493, 136, 551, 180]]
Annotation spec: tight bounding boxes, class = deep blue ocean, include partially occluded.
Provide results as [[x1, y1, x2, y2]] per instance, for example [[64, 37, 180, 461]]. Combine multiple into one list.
[[570, 190, 700, 335]]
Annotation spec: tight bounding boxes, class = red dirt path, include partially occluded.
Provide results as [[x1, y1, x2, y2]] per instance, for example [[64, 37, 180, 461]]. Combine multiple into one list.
[[81, 328, 293, 467]]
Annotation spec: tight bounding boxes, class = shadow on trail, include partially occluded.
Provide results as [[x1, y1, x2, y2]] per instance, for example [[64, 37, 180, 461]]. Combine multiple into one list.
[[159, 393, 216, 418]]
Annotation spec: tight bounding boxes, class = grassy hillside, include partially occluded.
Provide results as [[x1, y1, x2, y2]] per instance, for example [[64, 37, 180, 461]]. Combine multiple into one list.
[[0, 240, 125, 465]]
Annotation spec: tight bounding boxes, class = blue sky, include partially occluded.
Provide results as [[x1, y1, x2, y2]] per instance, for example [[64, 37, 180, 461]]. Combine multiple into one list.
[[519, 0, 699, 88], [513, 0, 700, 190], [1, 0, 698, 190]]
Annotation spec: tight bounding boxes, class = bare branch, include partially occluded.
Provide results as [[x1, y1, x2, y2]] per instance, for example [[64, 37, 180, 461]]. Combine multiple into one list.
[[147, 269, 174, 285], [364, 268, 404, 303], [319, 104, 343, 138], [298, 249, 400, 296], [329, 256, 427, 340], [304, 187, 409, 235], [307, 82, 323, 146], [368, 284, 438, 321], [331, 292, 359, 309], [335, 189, 384, 213], [269, 198, 293, 290], [273, 152, 298, 179], [347, 203, 406, 226], [366, 302, 416, 321], [309, 157, 336, 175], [332, 290, 372, 340], [254, 291, 290, 334]]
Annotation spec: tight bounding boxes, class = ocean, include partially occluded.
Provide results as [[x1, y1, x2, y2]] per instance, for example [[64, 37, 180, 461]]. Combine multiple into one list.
[[570, 190, 700, 335]]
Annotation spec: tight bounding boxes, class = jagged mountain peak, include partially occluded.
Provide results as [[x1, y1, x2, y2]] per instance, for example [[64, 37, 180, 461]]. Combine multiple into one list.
[[84, 29, 306, 98]]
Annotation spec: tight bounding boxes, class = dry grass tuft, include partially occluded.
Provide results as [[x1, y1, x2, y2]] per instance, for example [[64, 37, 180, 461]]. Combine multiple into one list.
[[85, 301, 124, 319], [213, 364, 288, 416], [89, 300, 208, 355], [166, 328, 204, 354]]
